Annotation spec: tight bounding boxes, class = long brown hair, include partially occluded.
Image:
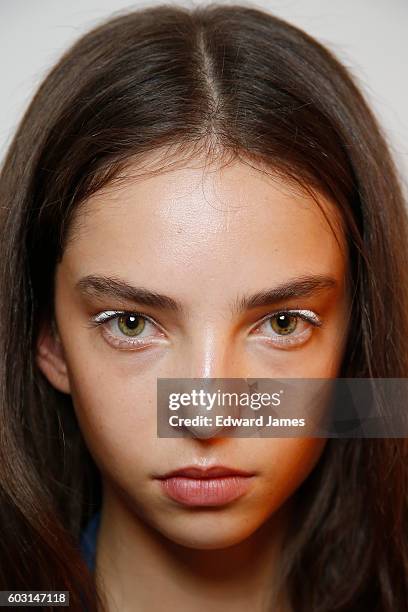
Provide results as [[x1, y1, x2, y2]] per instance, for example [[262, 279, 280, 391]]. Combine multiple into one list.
[[1, 4, 407, 610]]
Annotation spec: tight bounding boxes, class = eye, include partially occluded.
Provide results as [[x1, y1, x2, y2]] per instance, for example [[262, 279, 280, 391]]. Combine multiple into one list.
[[251, 309, 322, 349], [88, 310, 167, 350], [117, 313, 146, 337]]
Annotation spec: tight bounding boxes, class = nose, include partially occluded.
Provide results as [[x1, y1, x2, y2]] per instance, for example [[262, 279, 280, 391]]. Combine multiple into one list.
[[174, 330, 247, 439]]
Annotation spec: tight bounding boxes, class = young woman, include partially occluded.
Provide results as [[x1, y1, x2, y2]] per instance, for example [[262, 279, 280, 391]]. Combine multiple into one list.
[[0, 4, 407, 611]]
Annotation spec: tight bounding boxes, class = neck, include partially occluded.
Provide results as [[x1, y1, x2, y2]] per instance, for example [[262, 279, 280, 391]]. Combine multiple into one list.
[[94, 482, 293, 612]]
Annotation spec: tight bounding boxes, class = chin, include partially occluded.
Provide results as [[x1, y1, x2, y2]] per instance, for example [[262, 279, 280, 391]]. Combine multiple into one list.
[[157, 514, 260, 550]]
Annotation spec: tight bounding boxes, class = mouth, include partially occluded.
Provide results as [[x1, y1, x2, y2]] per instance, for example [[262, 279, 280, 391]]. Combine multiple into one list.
[[155, 465, 256, 507]]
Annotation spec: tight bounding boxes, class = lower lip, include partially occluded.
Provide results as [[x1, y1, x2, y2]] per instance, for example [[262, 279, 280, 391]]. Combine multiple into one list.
[[157, 475, 254, 506]]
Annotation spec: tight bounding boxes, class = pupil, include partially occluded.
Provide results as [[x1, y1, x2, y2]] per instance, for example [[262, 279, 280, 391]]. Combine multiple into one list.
[[277, 314, 289, 328], [126, 315, 139, 329]]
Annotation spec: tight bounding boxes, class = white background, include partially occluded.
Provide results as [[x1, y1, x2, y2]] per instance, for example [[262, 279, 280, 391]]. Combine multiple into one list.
[[1, 0, 407, 192]]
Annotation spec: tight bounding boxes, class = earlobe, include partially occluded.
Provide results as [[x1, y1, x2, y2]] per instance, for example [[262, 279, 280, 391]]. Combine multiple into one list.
[[35, 320, 71, 394]]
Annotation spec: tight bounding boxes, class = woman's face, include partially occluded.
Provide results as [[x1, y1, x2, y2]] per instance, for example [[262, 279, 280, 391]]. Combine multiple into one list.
[[37, 153, 350, 549]]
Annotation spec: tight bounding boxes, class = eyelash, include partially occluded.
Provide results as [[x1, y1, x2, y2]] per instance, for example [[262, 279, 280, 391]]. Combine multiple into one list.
[[87, 307, 323, 351]]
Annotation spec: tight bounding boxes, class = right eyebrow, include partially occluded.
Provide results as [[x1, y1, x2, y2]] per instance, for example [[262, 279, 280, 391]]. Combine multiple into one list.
[[76, 275, 183, 312]]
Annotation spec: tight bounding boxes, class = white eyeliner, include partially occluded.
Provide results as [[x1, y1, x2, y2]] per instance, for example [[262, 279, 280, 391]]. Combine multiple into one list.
[[282, 309, 322, 326], [92, 310, 122, 323]]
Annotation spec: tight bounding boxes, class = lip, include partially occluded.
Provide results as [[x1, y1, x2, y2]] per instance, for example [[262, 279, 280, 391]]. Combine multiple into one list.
[[156, 465, 256, 506]]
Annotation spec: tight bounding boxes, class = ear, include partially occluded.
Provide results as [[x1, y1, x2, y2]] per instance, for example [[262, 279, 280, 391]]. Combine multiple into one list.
[[35, 319, 71, 394]]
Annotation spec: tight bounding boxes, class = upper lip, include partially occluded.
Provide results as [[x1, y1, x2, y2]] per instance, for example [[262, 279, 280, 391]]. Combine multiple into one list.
[[157, 465, 255, 479]]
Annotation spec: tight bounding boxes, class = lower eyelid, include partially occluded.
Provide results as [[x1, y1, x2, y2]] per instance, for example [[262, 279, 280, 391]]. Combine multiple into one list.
[[265, 326, 312, 341], [255, 327, 313, 348], [102, 327, 167, 349]]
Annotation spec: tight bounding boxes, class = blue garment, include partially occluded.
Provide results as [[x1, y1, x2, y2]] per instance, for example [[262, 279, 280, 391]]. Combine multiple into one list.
[[80, 510, 102, 572]]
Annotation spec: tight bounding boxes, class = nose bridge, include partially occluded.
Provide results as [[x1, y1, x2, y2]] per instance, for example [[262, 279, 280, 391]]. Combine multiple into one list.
[[182, 321, 244, 379]]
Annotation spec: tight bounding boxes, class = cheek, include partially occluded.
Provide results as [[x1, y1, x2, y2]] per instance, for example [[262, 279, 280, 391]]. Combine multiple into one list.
[[257, 438, 327, 502], [66, 357, 158, 479]]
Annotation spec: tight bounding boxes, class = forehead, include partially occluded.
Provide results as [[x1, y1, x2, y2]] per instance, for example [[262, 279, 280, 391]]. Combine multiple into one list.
[[62, 156, 346, 293]]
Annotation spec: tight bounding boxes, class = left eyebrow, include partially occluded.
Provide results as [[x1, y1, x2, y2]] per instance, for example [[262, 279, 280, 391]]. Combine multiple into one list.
[[75, 273, 338, 315], [230, 274, 338, 315]]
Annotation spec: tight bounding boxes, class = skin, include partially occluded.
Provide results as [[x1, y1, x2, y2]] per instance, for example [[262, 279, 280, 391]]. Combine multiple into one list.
[[36, 151, 351, 611]]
